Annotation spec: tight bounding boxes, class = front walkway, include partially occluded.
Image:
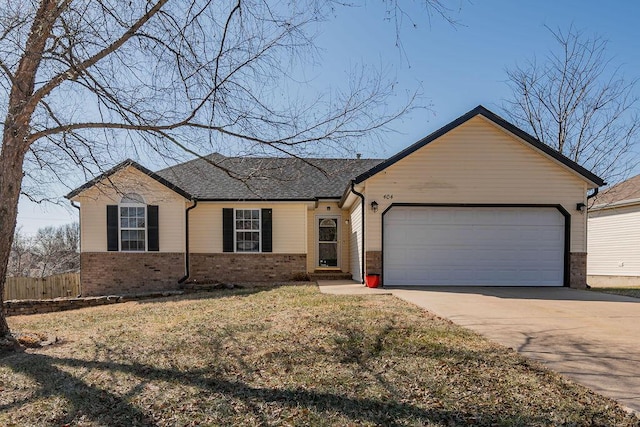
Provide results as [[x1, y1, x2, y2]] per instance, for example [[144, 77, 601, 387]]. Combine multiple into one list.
[[317, 281, 640, 414]]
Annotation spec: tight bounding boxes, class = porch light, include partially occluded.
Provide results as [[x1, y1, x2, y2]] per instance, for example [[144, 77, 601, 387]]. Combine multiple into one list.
[[370, 200, 379, 212], [576, 202, 586, 212]]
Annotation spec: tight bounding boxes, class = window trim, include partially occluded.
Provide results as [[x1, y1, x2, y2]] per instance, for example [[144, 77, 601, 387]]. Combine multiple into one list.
[[234, 208, 261, 253], [118, 202, 148, 252]]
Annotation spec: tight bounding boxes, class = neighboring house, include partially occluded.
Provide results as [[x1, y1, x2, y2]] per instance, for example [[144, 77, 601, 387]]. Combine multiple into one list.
[[588, 175, 640, 286], [67, 106, 604, 296]]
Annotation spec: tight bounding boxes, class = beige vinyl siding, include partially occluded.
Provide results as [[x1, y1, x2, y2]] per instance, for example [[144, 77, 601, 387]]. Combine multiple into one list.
[[189, 203, 221, 253], [306, 201, 350, 272], [588, 205, 640, 276], [306, 208, 313, 272], [191, 202, 307, 254], [73, 166, 185, 253], [349, 200, 363, 282], [364, 116, 588, 252]]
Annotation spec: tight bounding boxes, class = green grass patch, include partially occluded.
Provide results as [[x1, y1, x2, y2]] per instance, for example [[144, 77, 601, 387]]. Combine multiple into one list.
[[1, 285, 637, 426]]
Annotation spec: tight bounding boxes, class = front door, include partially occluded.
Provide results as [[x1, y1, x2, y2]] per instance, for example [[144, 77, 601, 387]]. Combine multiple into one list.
[[317, 217, 339, 268]]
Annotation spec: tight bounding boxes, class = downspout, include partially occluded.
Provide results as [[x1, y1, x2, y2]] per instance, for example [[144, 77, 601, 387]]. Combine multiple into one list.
[[350, 181, 366, 284], [70, 201, 81, 296], [178, 199, 198, 284]]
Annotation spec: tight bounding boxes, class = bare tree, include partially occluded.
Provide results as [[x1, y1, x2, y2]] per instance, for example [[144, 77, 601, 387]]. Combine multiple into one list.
[[7, 227, 32, 277], [0, 1, 457, 345], [503, 26, 640, 185], [31, 222, 79, 277], [6, 223, 79, 278]]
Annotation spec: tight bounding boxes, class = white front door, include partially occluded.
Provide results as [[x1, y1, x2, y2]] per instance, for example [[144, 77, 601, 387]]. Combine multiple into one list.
[[317, 217, 340, 268]]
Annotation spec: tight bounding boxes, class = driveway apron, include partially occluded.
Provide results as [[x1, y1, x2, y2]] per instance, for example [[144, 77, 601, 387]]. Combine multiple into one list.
[[319, 282, 640, 413]]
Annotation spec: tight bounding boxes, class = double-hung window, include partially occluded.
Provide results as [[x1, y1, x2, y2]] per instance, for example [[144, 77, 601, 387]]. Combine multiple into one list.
[[120, 206, 146, 251], [235, 209, 260, 252], [222, 207, 271, 253], [119, 193, 146, 251], [107, 193, 159, 252]]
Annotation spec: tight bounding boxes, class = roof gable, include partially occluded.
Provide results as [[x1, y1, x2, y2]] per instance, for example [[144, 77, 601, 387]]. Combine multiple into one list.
[[353, 105, 605, 187], [66, 159, 192, 200]]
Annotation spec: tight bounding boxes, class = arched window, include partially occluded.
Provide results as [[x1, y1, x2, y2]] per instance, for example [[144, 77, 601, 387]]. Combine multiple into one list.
[[119, 193, 146, 251], [121, 193, 145, 204]]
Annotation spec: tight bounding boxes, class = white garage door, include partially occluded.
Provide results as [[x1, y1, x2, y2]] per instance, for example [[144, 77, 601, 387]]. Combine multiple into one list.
[[383, 206, 565, 286]]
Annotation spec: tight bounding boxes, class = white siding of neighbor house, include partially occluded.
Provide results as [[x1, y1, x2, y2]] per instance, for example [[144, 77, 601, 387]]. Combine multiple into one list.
[[349, 200, 363, 282], [190, 202, 308, 254], [306, 201, 350, 273], [71, 166, 186, 253], [588, 205, 640, 276], [362, 116, 589, 253]]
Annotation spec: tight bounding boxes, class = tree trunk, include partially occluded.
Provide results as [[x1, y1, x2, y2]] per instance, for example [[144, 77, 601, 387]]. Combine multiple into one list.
[[0, 0, 62, 342], [0, 136, 27, 339]]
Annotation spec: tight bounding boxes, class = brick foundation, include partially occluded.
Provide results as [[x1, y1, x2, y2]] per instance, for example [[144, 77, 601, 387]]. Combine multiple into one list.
[[81, 252, 185, 296], [569, 252, 587, 289], [366, 251, 382, 275], [190, 253, 307, 282]]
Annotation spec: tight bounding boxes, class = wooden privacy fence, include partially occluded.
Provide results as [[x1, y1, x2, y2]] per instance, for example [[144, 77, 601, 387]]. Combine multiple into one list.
[[4, 273, 81, 300]]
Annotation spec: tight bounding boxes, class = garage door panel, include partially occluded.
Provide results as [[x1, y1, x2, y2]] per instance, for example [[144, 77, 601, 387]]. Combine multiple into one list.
[[383, 206, 565, 286]]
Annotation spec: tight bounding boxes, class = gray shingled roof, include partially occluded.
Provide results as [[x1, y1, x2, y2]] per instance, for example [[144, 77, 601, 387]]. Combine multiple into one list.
[[155, 153, 383, 200], [591, 174, 640, 208]]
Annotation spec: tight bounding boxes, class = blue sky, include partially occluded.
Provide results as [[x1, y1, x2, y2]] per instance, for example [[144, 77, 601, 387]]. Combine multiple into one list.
[[17, 0, 640, 235]]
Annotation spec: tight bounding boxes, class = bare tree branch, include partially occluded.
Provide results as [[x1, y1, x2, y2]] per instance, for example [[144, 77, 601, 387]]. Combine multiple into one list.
[[29, 0, 167, 110], [0, 0, 453, 344], [503, 25, 639, 185]]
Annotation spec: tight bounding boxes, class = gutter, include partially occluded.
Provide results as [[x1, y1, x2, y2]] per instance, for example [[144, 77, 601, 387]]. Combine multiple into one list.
[[587, 187, 599, 200], [70, 201, 82, 296], [350, 181, 366, 284], [178, 199, 198, 284]]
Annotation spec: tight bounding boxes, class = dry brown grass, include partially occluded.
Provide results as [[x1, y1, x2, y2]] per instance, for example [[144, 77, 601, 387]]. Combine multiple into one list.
[[1, 285, 637, 426]]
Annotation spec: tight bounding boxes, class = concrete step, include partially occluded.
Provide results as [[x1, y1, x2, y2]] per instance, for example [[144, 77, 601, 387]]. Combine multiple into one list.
[[309, 271, 353, 281]]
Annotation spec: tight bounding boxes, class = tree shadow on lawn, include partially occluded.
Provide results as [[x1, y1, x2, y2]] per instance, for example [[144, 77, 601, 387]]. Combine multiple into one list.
[[0, 351, 560, 426]]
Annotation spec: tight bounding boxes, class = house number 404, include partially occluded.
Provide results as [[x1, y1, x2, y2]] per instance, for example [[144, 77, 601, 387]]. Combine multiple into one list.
[[383, 194, 393, 199]]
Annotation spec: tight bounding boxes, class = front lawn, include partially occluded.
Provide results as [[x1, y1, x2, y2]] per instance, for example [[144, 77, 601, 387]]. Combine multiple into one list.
[[1, 285, 637, 426]]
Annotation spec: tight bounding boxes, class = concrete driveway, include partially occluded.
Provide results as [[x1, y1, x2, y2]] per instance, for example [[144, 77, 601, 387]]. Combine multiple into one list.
[[318, 282, 640, 413]]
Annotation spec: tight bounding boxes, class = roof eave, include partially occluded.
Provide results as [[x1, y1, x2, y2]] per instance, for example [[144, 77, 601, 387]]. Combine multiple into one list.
[[193, 197, 334, 202], [338, 182, 354, 208], [590, 197, 640, 212]]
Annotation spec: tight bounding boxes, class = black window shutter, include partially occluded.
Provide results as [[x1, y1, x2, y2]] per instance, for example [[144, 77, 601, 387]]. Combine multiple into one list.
[[261, 208, 272, 253], [223, 208, 234, 252], [107, 205, 119, 251], [147, 205, 159, 251]]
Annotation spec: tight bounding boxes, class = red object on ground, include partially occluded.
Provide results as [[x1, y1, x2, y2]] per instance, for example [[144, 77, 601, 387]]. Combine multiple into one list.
[[365, 274, 380, 288]]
